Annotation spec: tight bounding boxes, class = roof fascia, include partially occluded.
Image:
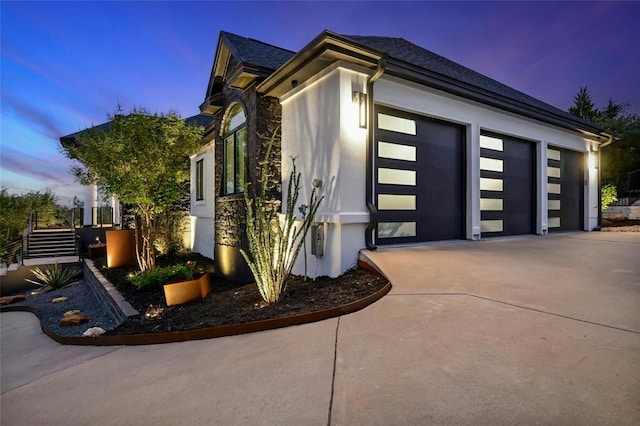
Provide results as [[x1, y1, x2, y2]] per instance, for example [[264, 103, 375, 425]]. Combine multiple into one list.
[[257, 30, 381, 96], [382, 58, 607, 140]]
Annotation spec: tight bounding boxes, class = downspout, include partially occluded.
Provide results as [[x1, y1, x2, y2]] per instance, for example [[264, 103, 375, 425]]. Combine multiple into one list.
[[364, 56, 386, 250], [597, 132, 615, 229]]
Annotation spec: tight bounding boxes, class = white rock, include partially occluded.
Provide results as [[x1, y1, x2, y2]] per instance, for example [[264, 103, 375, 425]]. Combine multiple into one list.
[[82, 327, 106, 337]]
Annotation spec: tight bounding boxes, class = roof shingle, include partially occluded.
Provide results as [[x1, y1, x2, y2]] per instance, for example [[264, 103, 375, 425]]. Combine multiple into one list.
[[342, 35, 596, 129], [221, 31, 296, 71]]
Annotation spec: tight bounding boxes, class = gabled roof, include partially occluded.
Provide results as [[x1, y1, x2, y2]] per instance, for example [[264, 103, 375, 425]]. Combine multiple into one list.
[[200, 31, 295, 113], [221, 31, 296, 72], [342, 35, 599, 133], [256, 30, 607, 139]]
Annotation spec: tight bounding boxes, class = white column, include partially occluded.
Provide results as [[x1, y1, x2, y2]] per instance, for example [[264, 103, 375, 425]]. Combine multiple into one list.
[[538, 141, 548, 235], [111, 196, 121, 226], [468, 123, 481, 240], [83, 184, 98, 226], [587, 143, 599, 230]]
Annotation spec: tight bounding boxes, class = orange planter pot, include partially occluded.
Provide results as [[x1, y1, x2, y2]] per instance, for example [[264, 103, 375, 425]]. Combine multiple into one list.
[[163, 273, 211, 307]]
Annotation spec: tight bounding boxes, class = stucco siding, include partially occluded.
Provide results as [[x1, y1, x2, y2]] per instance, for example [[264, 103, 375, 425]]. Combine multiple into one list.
[[281, 65, 369, 278]]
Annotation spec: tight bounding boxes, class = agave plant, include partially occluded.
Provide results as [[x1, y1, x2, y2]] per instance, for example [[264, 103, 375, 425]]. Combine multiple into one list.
[[25, 264, 82, 292]]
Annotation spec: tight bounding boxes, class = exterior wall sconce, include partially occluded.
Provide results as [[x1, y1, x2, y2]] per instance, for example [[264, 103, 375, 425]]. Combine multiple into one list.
[[589, 144, 598, 170], [353, 91, 367, 128]]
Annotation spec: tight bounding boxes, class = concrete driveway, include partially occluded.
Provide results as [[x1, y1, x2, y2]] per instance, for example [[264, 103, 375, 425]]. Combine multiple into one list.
[[2, 233, 639, 425]]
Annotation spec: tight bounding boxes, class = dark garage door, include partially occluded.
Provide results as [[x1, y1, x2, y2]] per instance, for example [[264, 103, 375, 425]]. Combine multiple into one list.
[[480, 132, 536, 237], [547, 147, 584, 231], [374, 106, 465, 245]]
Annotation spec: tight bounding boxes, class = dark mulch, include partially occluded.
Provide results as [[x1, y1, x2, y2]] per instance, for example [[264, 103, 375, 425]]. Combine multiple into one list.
[[601, 218, 640, 228], [95, 254, 388, 336]]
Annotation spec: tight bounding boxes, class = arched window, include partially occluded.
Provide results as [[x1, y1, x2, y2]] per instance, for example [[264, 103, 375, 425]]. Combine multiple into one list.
[[222, 104, 247, 194]]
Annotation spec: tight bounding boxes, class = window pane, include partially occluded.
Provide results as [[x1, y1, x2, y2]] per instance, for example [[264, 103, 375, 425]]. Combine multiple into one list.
[[548, 217, 561, 228], [378, 168, 416, 186], [196, 159, 204, 201], [481, 220, 503, 233], [378, 113, 416, 135], [224, 135, 235, 194], [378, 141, 416, 162], [480, 157, 503, 172], [480, 135, 503, 151], [378, 222, 417, 238], [547, 166, 561, 178], [548, 183, 561, 194], [548, 200, 561, 210], [225, 104, 246, 133], [377, 194, 416, 210], [480, 198, 503, 211], [547, 148, 561, 161], [480, 177, 503, 191], [235, 128, 246, 192]]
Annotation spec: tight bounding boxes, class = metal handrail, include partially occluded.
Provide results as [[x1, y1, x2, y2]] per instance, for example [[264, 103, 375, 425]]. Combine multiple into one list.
[[2, 237, 23, 266]]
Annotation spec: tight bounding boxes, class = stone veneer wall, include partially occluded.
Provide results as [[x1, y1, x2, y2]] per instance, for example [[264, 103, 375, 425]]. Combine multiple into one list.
[[213, 83, 282, 281], [83, 260, 138, 325]]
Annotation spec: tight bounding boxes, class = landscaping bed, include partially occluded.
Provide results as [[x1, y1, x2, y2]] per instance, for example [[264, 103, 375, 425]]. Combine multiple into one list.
[[601, 218, 640, 232], [96, 254, 388, 336]]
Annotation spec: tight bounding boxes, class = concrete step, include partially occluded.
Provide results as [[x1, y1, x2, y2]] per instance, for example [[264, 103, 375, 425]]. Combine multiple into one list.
[[22, 256, 80, 266]]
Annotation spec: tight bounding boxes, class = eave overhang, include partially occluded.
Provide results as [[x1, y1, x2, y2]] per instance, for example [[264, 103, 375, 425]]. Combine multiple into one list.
[[258, 30, 610, 143], [257, 31, 381, 98], [382, 59, 610, 143]]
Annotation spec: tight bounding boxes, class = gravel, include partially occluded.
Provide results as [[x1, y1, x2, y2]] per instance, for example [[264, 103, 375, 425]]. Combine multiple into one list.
[[7, 281, 119, 337], [601, 225, 640, 232]]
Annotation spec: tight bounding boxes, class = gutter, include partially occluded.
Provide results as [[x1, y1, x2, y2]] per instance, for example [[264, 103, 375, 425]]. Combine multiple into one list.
[[597, 132, 615, 229], [364, 56, 387, 250]]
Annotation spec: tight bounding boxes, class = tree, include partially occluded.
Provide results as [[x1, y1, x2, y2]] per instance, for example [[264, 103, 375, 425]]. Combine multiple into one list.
[[568, 87, 640, 194], [63, 107, 204, 271], [0, 188, 58, 260], [568, 86, 597, 122]]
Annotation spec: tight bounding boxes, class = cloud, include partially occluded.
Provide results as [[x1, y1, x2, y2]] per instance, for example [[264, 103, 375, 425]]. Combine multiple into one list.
[[0, 144, 75, 185], [2, 94, 66, 140]]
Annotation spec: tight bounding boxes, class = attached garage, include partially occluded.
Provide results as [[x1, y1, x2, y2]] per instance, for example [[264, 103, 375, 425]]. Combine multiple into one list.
[[374, 106, 465, 245], [547, 147, 584, 231], [480, 132, 536, 237]]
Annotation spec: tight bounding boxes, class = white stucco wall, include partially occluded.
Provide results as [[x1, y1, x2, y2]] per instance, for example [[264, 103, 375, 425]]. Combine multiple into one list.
[[278, 64, 602, 278], [189, 143, 215, 259], [280, 63, 369, 278], [374, 76, 602, 233]]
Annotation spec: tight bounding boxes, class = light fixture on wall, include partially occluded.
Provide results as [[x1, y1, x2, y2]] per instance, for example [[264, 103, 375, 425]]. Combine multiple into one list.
[[589, 144, 598, 170], [352, 91, 367, 128]]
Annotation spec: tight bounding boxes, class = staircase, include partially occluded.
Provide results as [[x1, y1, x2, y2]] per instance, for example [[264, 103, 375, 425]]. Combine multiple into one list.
[[24, 229, 79, 262]]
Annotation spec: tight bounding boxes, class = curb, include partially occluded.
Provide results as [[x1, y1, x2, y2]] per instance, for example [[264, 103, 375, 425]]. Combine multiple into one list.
[[1, 281, 391, 346]]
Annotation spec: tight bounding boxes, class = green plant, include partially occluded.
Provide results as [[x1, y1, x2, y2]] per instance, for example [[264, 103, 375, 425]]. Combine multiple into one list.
[[601, 184, 618, 212], [63, 106, 204, 271], [25, 264, 82, 292], [129, 262, 198, 289], [241, 134, 323, 304]]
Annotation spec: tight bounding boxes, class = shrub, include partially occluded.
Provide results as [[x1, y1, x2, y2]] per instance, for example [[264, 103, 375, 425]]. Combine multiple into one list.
[[241, 133, 323, 304], [129, 261, 198, 289], [26, 264, 82, 292], [601, 184, 618, 212]]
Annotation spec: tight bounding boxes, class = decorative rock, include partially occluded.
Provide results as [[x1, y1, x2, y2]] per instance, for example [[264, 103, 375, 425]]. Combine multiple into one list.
[[0, 295, 27, 305], [59, 314, 91, 327], [64, 310, 81, 316], [82, 327, 106, 337], [51, 297, 68, 304]]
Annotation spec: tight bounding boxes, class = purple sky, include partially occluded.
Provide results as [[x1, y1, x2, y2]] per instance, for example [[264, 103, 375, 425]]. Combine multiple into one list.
[[2, 1, 638, 205]]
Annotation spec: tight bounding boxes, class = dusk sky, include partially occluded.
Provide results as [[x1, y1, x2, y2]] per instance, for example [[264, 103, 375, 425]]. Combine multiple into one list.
[[1, 1, 638, 205]]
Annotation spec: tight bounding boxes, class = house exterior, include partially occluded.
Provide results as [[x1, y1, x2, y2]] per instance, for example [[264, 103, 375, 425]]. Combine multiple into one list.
[[190, 30, 611, 282]]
